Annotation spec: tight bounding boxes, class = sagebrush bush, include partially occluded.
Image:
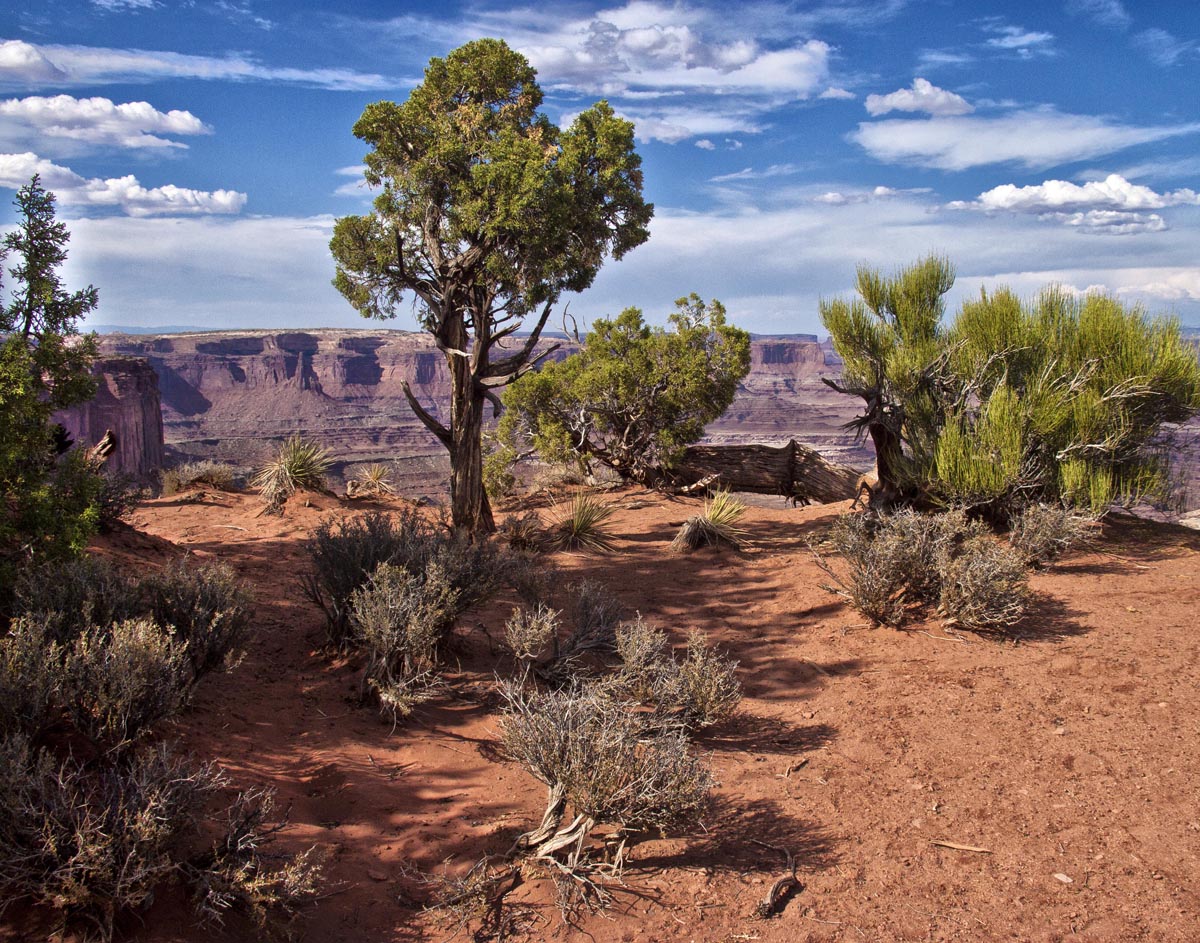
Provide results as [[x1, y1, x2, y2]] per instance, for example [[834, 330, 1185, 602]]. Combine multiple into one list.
[[13, 555, 141, 643], [161, 460, 238, 496], [1007, 502, 1096, 567], [500, 684, 713, 836], [0, 738, 221, 941], [349, 562, 456, 722], [671, 490, 748, 551], [815, 508, 1029, 631], [141, 559, 249, 683], [305, 510, 503, 647], [613, 619, 740, 730], [252, 436, 332, 511], [62, 619, 192, 751], [938, 537, 1029, 631], [0, 618, 61, 738], [504, 604, 559, 666], [549, 494, 616, 552]]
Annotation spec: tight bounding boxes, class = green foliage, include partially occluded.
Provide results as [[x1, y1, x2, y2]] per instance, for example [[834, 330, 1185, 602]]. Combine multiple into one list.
[[1, 177, 102, 606], [499, 295, 751, 483], [330, 38, 652, 534], [820, 257, 1200, 515], [252, 436, 332, 512]]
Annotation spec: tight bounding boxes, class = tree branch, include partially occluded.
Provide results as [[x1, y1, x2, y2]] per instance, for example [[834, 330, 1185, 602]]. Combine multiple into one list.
[[401, 380, 452, 448]]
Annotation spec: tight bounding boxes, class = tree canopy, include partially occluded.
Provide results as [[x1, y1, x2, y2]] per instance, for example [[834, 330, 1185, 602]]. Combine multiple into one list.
[[1, 176, 100, 603], [497, 294, 751, 485], [820, 256, 1200, 515], [330, 39, 653, 532]]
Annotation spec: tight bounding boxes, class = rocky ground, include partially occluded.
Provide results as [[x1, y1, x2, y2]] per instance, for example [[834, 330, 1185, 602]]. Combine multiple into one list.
[[5, 486, 1199, 942]]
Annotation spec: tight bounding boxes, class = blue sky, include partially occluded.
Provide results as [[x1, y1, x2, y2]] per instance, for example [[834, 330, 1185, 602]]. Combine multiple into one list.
[[1, 0, 1198, 334]]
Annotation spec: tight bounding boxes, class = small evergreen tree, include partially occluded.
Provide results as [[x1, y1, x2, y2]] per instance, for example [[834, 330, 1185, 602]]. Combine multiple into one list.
[[821, 256, 1200, 515], [498, 294, 751, 484], [1, 176, 100, 603]]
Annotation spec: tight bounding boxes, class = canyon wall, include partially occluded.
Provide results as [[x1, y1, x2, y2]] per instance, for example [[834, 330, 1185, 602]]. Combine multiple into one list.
[[55, 356, 165, 480], [97, 329, 871, 493]]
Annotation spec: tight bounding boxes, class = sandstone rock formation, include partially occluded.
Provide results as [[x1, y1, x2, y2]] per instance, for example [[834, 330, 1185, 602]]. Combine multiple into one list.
[[97, 330, 871, 494], [55, 356, 165, 480]]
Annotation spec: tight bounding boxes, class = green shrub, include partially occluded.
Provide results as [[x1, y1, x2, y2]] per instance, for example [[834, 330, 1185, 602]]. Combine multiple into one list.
[[1007, 503, 1096, 567], [549, 494, 616, 552], [13, 554, 140, 643], [0, 618, 61, 738], [252, 436, 332, 512], [161, 460, 238, 496], [671, 489, 748, 551]]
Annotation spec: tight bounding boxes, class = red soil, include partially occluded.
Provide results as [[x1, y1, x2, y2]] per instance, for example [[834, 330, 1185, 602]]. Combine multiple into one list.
[[6, 487, 1200, 942]]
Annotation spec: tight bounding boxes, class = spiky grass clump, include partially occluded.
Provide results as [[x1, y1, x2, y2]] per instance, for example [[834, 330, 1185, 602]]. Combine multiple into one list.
[[252, 436, 332, 512], [671, 490, 748, 551], [348, 464, 396, 498], [499, 510, 545, 553], [549, 494, 616, 552]]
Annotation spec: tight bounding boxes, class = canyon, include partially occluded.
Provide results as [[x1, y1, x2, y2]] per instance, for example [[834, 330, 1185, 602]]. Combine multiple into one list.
[[94, 329, 874, 495]]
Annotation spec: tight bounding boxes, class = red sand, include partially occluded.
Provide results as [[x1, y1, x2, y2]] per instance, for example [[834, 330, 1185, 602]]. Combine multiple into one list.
[[6, 487, 1199, 942]]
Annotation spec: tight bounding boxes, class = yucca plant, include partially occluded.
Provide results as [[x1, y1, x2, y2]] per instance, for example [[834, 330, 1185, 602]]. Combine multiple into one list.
[[671, 490, 748, 551], [549, 494, 616, 552], [252, 436, 332, 511], [350, 464, 396, 498]]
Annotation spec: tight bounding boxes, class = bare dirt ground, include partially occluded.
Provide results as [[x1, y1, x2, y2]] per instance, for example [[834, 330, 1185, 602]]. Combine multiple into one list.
[[7, 486, 1199, 942]]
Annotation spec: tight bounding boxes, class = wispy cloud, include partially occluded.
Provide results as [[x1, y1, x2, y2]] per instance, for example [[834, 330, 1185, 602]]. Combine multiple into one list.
[[709, 163, 803, 183], [0, 151, 246, 216], [1065, 0, 1131, 30], [1134, 28, 1197, 67], [852, 108, 1200, 171], [983, 23, 1056, 57], [0, 39, 390, 91], [818, 86, 855, 100], [91, 0, 158, 10], [865, 78, 972, 117], [0, 94, 209, 153]]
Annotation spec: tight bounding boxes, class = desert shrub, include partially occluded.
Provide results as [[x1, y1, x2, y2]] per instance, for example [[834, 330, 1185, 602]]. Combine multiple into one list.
[[500, 684, 713, 838], [613, 619, 740, 730], [306, 509, 504, 647], [1007, 502, 1096, 567], [0, 738, 221, 941], [567, 579, 622, 652], [62, 619, 192, 751], [161, 460, 238, 496], [12, 554, 140, 643], [252, 436, 332, 512], [482, 442, 518, 501], [550, 494, 616, 552], [814, 508, 1028, 631], [671, 490, 748, 551], [141, 559, 250, 683], [499, 510, 545, 553], [186, 787, 323, 930], [0, 617, 61, 738], [504, 604, 559, 668], [349, 562, 457, 722], [938, 537, 1029, 631]]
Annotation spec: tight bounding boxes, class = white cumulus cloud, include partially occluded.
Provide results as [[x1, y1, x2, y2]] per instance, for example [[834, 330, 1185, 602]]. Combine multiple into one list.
[[0, 152, 246, 216], [864, 78, 973, 117], [852, 108, 1200, 171], [0, 95, 209, 152]]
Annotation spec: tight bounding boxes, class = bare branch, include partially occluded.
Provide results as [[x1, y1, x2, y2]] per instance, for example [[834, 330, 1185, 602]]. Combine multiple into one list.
[[401, 380, 452, 448]]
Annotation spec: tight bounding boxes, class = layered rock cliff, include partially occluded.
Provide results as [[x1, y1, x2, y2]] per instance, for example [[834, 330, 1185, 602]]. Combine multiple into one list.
[[98, 330, 872, 488], [55, 356, 165, 480]]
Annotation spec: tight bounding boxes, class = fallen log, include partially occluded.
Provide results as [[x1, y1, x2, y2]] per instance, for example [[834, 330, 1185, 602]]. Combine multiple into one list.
[[673, 440, 862, 505]]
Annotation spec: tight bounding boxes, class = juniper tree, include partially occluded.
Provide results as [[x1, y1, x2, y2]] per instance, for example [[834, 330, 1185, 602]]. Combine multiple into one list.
[[820, 256, 1200, 515], [497, 294, 751, 485], [330, 39, 652, 534]]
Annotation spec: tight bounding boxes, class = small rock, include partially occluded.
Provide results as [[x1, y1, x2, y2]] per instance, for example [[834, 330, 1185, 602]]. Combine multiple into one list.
[[367, 869, 389, 882], [1052, 873, 1073, 884]]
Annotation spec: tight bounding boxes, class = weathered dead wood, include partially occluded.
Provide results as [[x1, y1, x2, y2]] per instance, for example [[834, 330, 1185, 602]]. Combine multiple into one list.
[[85, 428, 117, 467], [673, 440, 861, 505]]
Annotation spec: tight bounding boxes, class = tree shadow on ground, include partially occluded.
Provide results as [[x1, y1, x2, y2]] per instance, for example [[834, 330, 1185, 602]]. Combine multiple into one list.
[[702, 713, 837, 756]]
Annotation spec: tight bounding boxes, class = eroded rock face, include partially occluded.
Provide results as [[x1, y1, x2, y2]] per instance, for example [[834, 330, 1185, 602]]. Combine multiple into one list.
[[55, 356, 165, 480], [97, 329, 871, 480]]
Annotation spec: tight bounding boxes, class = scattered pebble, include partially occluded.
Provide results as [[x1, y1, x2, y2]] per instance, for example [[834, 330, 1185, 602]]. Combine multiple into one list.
[[1053, 873, 1073, 884]]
